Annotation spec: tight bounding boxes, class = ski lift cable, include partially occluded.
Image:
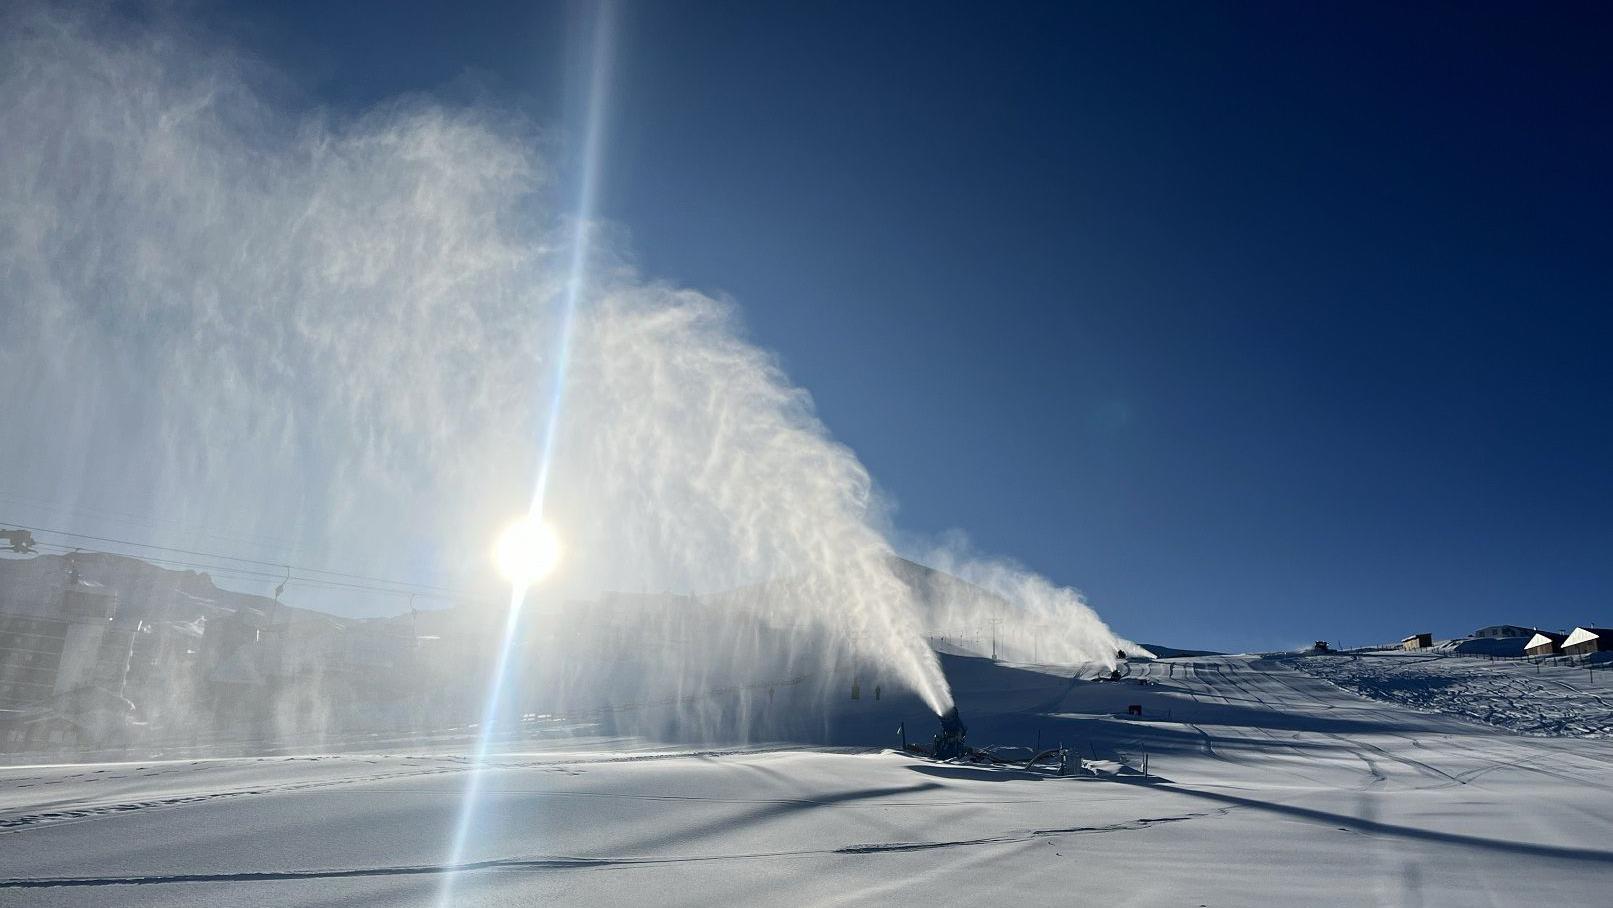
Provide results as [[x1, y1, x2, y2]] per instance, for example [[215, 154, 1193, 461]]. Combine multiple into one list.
[[14, 536, 493, 605], [25, 540, 491, 606], [2, 520, 475, 596], [20, 537, 461, 600], [0, 490, 301, 555]]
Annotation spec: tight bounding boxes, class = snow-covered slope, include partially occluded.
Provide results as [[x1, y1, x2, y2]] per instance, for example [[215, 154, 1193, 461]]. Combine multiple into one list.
[[1293, 650, 1613, 737], [4, 655, 1613, 905]]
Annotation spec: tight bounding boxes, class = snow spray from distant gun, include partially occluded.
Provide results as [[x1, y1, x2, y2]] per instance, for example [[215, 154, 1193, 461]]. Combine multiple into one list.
[[909, 537, 1134, 667], [0, 0, 1131, 749]]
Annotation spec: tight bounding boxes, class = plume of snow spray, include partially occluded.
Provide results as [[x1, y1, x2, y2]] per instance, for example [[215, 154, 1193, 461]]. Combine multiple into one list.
[[0, 3, 1128, 740], [905, 534, 1137, 668]]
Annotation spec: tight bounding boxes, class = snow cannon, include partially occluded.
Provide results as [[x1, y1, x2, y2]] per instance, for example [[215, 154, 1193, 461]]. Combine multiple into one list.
[[932, 705, 968, 760]]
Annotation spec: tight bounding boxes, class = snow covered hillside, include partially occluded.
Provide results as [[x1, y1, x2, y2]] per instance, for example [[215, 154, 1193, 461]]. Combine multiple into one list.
[[4, 654, 1613, 905], [1292, 650, 1613, 737]]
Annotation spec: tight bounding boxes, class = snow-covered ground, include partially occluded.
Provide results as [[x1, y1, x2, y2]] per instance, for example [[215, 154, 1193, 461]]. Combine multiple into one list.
[[1293, 650, 1613, 737], [5, 654, 1613, 905]]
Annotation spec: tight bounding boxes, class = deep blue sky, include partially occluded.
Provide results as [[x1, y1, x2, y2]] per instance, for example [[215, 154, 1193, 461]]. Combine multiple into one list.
[[217, 1, 1611, 652]]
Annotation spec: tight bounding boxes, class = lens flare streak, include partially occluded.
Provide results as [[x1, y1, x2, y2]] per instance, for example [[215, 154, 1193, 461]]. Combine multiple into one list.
[[438, 4, 615, 902]]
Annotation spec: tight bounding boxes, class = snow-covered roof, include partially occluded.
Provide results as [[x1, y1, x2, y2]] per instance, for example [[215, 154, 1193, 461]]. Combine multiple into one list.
[[1525, 631, 1565, 649], [1563, 627, 1613, 648]]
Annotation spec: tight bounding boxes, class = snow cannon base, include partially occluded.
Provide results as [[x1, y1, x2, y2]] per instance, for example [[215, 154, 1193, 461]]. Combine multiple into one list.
[[931, 706, 968, 760]]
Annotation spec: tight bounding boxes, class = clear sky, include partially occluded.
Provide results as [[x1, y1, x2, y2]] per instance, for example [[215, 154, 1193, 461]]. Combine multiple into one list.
[[182, 2, 1613, 651]]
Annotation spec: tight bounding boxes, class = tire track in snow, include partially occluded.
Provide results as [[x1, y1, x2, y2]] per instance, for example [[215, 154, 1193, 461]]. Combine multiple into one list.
[[1188, 659, 1335, 786]]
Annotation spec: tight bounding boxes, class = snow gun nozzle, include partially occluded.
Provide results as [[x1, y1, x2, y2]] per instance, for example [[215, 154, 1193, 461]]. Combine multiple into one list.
[[932, 705, 967, 760]]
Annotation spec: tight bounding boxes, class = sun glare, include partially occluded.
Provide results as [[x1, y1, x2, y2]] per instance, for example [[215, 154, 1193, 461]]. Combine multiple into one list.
[[494, 516, 562, 586]]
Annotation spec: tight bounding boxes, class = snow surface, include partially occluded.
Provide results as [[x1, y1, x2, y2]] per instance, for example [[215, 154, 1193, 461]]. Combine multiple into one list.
[[1294, 650, 1613, 737], [5, 654, 1613, 905]]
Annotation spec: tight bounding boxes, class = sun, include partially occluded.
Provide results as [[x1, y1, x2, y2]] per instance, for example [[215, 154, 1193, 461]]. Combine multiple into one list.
[[493, 516, 562, 586]]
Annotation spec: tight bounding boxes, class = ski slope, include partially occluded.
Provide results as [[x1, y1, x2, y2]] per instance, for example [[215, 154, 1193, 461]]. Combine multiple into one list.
[[1293, 650, 1613, 737], [4, 654, 1613, 905]]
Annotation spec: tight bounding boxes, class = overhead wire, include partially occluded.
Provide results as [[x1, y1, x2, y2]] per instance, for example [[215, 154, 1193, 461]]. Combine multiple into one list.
[[3, 521, 497, 608], [3, 520, 476, 596], [0, 490, 301, 555], [22, 541, 486, 606]]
